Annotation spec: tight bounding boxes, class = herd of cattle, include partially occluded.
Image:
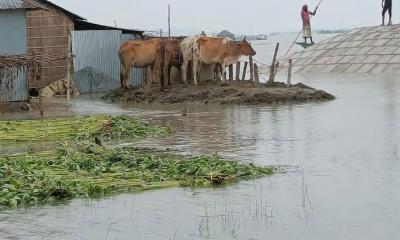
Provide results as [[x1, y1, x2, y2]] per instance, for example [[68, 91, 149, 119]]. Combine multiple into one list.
[[118, 36, 257, 90]]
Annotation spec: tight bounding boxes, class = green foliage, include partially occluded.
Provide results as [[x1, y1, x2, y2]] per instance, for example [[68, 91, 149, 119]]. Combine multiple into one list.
[[0, 115, 172, 143], [0, 143, 276, 210]]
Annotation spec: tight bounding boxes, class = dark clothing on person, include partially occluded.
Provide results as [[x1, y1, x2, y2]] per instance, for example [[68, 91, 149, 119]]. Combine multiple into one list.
[[383, 0, 392, 7], [382, 0, 392, 25], [383, 0, 392, 13]]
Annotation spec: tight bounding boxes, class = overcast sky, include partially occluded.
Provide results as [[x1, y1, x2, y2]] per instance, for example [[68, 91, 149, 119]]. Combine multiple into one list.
[[52, 0, 393, 35]]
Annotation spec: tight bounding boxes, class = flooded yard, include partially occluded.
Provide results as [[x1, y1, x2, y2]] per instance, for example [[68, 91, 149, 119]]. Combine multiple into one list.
[[1, 34, 399, 239]]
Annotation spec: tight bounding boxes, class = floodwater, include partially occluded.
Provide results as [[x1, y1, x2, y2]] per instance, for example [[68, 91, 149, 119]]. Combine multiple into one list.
[[1, 34, 400, 240]]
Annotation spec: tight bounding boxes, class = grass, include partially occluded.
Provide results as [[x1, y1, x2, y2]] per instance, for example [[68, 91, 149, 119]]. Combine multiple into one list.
[[0, 115, 172, 143], [0, 142, 276, 210]]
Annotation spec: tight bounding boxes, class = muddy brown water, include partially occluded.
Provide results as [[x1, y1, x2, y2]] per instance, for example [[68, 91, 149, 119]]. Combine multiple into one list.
[[1, 34, 400, 239]]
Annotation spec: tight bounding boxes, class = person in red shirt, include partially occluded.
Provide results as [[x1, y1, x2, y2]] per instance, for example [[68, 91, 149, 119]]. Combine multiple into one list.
[[301, 4, 318, 44]]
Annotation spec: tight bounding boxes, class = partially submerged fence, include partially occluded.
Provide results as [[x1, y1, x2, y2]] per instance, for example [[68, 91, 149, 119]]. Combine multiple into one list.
[[226, 42, 285, 84]]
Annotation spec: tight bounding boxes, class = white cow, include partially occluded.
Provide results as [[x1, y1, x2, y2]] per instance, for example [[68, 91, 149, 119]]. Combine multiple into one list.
[[180, 36, 200, 84]]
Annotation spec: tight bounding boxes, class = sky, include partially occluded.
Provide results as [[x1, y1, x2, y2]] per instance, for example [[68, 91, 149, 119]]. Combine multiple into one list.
[[51, 0, 393, 35]]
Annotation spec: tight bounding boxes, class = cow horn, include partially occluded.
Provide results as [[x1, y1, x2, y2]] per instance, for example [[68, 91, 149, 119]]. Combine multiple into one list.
[[243, 36, 247, 41]]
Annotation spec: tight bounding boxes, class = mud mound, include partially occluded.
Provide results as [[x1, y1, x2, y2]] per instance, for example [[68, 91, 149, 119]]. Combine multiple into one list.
[[103, 81, 334, 105]]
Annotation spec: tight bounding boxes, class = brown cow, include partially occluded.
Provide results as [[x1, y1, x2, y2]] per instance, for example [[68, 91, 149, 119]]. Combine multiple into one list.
[[156, 38, 183, 91], [193, 36, 256, 86], [118, 38, 161, 89]]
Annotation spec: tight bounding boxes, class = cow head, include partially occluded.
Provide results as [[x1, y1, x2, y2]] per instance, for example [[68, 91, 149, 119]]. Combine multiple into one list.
[[239, 38, 256, 56]]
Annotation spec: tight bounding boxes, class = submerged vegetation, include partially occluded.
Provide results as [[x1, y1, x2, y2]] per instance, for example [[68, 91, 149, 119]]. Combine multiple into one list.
[[0, 115, 172, 143], [0, 143, 276, 209], [0, 115, 278, 210]]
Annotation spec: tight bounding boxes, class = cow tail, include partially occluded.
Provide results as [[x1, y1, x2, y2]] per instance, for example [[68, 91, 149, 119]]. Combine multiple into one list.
[[160, 41, 166, 90]]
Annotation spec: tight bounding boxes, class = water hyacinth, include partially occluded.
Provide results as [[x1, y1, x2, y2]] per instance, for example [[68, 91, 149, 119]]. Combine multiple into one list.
[[0, 143, 276, 209], [0, 115, 172, 143]]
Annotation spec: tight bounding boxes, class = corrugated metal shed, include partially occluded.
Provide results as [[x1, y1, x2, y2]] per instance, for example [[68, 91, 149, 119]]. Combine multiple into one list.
[[0, 0, 47, 10], [0, 0, 33, 9], [0, 9, 29, 102], [72, 30, 144, 94]]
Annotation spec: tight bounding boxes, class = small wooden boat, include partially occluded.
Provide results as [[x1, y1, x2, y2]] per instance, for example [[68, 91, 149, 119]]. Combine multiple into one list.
[[295, 42, 315, 49], [256, 34, 267, 40]]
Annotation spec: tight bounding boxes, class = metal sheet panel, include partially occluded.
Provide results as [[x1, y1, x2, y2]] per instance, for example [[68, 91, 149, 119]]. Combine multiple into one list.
[[0, 9, 28, 102], [72, 31, 145, 94], [72, 30, 122, 94], [0, 9, 27, 54], [120, 34, 145, 86], [0, 0, 24, 9]]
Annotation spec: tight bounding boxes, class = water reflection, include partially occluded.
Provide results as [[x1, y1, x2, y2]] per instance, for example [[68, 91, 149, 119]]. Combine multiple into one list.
[[1, 36, 400, 239]]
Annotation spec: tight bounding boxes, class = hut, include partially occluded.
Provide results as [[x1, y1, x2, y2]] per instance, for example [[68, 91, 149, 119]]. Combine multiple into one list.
[[0, 0, 45, 102], [0, 0, 144, 103], [217, 30, 235, 40]]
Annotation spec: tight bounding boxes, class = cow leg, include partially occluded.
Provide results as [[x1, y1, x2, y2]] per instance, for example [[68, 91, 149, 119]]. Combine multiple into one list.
[[146, 65, 154, 90], [161, 64, 169, 91], [221, 62, 227, 83], [160, 65, 165, 91], [181, 61, 188, 84], [217, 64, 223, 81], [120, 61, 130, 89], [167, 65, 172, 86], [193, 59, 202, 86]]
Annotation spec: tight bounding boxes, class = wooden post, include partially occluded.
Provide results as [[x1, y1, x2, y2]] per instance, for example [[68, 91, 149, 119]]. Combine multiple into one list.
[[228, 64, 233, 81], [273, 62, 280, 81], [66, 33, 71, 113], [235, 62, 240, 81], [35, 63, 43, 118], [249, 56, 254, 82], [268, 42, 280, 84], [254, 64, 260, 84], [242, 61, 248, 81], [168, 5, 171, 38], [287, 59, 293, 87]]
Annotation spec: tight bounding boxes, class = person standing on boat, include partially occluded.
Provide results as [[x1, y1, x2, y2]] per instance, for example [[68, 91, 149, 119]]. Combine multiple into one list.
[[301, 4, 318, 44], [382, 0, 392, 26]]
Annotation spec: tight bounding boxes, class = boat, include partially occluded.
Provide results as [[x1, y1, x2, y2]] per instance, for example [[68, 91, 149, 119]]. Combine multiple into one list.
[[295, 42, 315, 48], [256, 34, 267, 40]]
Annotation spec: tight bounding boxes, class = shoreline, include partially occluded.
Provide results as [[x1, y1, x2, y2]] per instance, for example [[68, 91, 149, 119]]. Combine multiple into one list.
[[103, 81, 335, 105]]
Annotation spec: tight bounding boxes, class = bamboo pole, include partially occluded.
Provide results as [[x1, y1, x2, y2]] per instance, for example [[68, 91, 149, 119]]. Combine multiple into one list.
[[249, 56, 254, 82], [228, 64, 233, 81], [242, 61, 248, 81], [268, 42, 280, 84], [235, 62, 241, 81], [287, 59, 293, 87], [168, 5, 171, 38], [35, 63, 43, 118], [254, 64, 260, 84], [273, 62, 280, 81], [66, 33, 71, 114]]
